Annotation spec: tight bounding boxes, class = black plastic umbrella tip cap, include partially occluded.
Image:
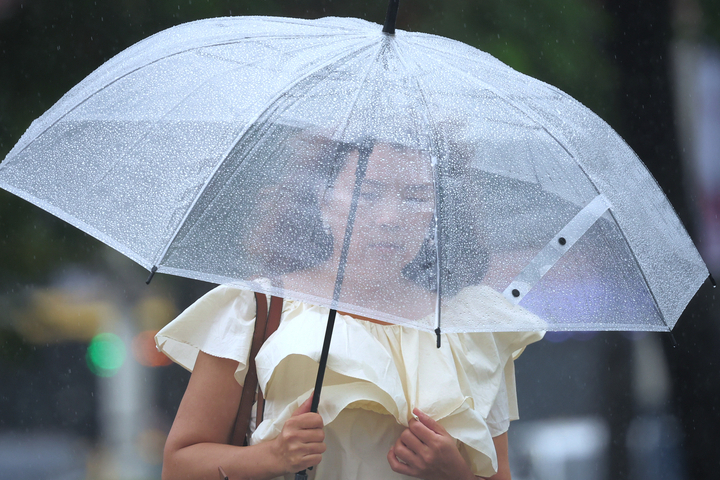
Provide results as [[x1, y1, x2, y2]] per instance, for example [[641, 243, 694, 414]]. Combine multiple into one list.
[[382, 0, 400, 35]]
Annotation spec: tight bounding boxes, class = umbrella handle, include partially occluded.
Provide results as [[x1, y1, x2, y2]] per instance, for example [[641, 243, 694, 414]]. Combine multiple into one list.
[[295, 309, 337, 479]]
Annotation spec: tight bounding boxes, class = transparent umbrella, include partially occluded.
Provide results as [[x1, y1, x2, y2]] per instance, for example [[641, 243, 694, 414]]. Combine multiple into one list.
[[0, 0, 709, 429]]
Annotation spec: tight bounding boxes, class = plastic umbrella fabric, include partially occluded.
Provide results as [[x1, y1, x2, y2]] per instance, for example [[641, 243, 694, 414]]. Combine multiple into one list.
[[0, 14, 709, 338]]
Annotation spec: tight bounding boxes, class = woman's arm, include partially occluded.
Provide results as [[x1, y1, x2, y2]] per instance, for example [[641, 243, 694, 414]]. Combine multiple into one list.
[[486, 433, 511, 480], [386, 409, 511, 480], [162, 351, 325, 480]]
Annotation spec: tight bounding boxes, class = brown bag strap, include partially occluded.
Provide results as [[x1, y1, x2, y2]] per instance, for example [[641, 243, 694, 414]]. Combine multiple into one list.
[[255, 295, 283, 424], [229, 292, 283, 447]]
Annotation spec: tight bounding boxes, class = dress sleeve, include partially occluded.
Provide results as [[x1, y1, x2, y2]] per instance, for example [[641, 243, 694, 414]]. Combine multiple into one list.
[[155, 285, 257, 386], [484, 354, 523, 436], [485, 369, 510, 436]]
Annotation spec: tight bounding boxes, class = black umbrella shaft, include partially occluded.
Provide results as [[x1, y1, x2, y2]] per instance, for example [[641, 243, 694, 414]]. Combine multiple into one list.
[[309, 142, 372, 412], [296, 144, 373, 480], [311, 309, 337, 412], [330, 142, 373, 301], [383, 0, 400, 34]]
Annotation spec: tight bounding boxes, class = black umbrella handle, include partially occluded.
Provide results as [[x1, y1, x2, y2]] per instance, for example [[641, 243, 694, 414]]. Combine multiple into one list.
[[295, 309, 337, 480]]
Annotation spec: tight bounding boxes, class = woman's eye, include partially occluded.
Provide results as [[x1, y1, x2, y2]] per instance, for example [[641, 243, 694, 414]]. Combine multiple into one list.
[[359, 191, 380, 202]]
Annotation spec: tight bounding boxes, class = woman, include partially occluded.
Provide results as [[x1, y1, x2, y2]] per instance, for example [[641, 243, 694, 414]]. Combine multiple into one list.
[[156, 136, 544, 480]]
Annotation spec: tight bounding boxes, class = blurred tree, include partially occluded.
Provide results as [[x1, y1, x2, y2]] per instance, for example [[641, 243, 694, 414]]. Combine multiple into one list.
[[697, 0, 720, 43]]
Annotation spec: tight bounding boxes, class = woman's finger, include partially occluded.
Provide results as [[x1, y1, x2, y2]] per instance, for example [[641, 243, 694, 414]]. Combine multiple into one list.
[[297, 426, 326, 444], [291, 396, 314, 417], [288, 412, 324, 430], [300, 453, 324, 470], [413, 408, 448, 435], [408, 417, 440, 446], [387, 446, 416, 476], [399, 426, 426, 455]]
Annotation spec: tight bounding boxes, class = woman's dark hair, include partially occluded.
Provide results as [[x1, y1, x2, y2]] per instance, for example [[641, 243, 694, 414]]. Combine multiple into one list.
[[401, 148, 490, 297]]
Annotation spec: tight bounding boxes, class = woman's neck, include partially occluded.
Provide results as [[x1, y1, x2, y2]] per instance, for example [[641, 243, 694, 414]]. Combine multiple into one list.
[[282, 264, 435, 321]]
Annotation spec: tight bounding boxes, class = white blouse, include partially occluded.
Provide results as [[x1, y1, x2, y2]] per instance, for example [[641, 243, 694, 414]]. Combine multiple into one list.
[[156, 285, 544, 478]]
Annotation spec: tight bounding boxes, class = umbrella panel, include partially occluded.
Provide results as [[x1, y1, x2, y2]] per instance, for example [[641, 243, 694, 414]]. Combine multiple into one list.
[[519, 212, 665, 331], [0, 16, 707, 333]]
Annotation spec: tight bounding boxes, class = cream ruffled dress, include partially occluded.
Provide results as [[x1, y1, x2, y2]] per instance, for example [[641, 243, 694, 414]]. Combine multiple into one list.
[[156, 285, 544, 479]]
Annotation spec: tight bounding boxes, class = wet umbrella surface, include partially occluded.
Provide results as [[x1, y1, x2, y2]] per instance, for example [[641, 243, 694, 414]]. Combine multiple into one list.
[[0, 14, 707, 335]]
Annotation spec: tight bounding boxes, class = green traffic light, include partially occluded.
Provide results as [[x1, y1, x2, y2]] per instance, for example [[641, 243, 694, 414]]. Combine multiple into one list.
[[86, 332, 126, 377]]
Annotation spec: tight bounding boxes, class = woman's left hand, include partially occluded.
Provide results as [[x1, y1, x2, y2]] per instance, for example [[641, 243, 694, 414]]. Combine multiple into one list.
[[387, 408, 476, 480]]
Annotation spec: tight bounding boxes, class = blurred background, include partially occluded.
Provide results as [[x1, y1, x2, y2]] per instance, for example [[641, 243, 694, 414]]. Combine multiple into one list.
[[0, 0, 718, 479]]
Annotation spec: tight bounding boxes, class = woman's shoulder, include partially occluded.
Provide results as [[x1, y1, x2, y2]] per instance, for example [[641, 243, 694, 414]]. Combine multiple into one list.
[[446, 284, 547, 331], [155, 284, 261, 373], [441, 284, 545, 354]]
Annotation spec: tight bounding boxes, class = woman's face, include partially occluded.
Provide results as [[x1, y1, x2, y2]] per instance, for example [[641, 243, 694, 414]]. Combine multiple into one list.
[[322, 143, 434, 286]]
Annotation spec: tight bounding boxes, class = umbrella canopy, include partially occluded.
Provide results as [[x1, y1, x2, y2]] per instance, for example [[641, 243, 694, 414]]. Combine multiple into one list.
[[0, 14, 708, 334]]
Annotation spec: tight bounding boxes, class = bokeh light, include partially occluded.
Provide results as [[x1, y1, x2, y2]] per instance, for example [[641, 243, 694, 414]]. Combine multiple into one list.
[[86, 332, 126, 377], [132, 330, 172, 367]]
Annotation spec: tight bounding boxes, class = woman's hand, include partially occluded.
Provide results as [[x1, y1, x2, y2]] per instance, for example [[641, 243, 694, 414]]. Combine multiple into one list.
[[387, 408, 476, 480], [270, 396, 326, 473]]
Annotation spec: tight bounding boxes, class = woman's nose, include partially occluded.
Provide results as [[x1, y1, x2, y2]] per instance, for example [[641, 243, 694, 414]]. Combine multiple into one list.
[[375, 193, 403, 227]]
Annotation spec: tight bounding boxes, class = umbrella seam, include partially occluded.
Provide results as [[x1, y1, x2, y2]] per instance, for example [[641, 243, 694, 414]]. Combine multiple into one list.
[[5, 33, 372, 163], [104, 36, 361, 144], [407, 43, 602, 196], [406, 44, 673, 330], [604, 207, 670, 331], [87, 37, 358, 238], [323, 45, 386, 306], [152, 38, 379, 268], [389, 38, 444, 339]]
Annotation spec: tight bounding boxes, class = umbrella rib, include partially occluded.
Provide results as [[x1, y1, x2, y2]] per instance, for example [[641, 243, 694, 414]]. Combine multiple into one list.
[[401, 37, 534, 80], [326, 44, 386, 307], [415, 49, 672, 330], [604, 207, 671, 331], [410, 45, 603, 196], [152, 39, 379, 269], [6, 33, 371, 163], [89, 38, 356, 194], [413, 42, 600, 194], [388, 38, 445, 345]]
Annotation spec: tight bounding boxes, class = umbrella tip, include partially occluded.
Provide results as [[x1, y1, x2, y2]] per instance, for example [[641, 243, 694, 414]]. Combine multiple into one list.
[[382, 0, 400, 35], [146, 266, 158, 285], [709, 273, 717, 288]]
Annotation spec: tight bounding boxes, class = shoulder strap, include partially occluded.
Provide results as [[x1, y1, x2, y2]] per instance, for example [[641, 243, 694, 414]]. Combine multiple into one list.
[[254, 296, 283, 424], [229, 292, 283, 446]]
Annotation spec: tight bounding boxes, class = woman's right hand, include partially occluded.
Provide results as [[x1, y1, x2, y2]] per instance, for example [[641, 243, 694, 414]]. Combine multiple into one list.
[[271, 396, 326, 473]]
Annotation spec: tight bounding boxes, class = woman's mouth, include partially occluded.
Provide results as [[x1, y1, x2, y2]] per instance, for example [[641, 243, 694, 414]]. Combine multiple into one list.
[[369, 242, 405, 254]]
